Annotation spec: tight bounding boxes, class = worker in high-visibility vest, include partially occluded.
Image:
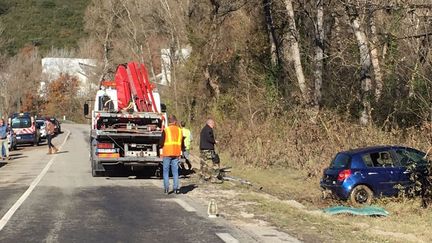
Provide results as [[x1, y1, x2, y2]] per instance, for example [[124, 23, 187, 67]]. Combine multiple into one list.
[[160, 115, 183, 194], [180, 121, 192, 171]]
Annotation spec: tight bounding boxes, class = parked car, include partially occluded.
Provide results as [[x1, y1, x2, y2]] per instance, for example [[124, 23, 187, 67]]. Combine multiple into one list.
[[36, 119, 47, 139], [320, 146, 429, 205], [49, 117, 62, 134], [9, 113, 41, 146]]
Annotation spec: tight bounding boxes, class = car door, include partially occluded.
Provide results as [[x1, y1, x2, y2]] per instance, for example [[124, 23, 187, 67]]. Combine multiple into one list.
[[361, 151, 399, 196], [390, 149, 411, 188], [392, 148, 428, 188]]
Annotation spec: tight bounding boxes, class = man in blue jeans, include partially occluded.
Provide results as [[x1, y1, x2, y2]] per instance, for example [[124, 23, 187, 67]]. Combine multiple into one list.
[[159, 115, 183, 194], [0, 119, 10, 160]]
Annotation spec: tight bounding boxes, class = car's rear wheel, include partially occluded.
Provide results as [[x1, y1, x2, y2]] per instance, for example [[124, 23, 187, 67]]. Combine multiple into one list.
[[349, 185, 373, 206]]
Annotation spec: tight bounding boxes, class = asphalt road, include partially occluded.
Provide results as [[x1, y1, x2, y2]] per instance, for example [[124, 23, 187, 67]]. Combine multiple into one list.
[[0, 124, 262, 243]]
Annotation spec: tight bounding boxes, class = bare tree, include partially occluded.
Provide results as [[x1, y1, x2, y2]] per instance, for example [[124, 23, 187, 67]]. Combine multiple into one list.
[[282, 0, 310, 104], [263, 0, 281, 67], [345, 1, 373, 125], [366, 1, 383, 101], [84, 0, 123, 82], [0, 46, 42, 115], [314, 0, 325, 108]]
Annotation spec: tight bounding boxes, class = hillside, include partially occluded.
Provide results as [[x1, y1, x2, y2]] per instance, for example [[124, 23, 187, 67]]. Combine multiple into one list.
[[0, 0, 90, 55]]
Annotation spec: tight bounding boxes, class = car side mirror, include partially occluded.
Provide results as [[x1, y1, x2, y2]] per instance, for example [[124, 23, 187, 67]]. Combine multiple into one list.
[[84, 103, 89, 116], [161, 103, 167, 113]]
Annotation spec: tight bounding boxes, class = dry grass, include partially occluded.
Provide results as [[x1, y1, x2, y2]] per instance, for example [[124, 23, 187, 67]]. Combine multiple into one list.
[[208, 163, 432, 242], [187, 109, 432, 242], [221, 159, 323, 207], [216, 108, 431, 177], [237, 193, 405, 243]]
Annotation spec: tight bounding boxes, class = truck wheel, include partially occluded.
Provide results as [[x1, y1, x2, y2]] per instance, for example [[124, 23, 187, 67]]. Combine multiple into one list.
[[349, 185, 373, 206], [91, 155, 104, 177], [91, 161, 104, 177], [92, 168, 104, 177]]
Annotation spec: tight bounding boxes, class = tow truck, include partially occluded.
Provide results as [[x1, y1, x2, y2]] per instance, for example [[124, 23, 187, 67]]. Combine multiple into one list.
[[84, 62, 167, 177]]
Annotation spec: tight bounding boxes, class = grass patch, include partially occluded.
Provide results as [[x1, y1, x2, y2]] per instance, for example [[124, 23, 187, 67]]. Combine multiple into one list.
[[188, 109, 432, 241], [222, 156, 323, 207], [216, 154, 430, 242], [237, 193, 403, 243]]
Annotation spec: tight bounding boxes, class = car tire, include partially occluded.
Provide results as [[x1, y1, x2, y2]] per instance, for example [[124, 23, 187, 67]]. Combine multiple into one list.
[[349, 185, 373, 206]]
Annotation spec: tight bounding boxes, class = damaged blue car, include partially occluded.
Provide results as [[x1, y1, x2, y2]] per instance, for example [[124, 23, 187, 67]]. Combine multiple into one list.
[[320, 146, 429, 205]]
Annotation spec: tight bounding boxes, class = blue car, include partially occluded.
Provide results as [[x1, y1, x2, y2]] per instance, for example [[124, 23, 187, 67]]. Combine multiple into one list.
[[320, 146, 429, 205]]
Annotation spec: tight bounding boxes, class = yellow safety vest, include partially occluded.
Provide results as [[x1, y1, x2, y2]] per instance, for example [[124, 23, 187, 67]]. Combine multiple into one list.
[[182, 127, 191, 150], [162, 125, 182, 156]]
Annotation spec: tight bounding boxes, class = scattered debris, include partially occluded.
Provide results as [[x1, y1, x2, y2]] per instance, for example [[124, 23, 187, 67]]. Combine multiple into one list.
[[208, 199, 218, 218], [324, 206, 389, 217], [215, 166, 264, 190]]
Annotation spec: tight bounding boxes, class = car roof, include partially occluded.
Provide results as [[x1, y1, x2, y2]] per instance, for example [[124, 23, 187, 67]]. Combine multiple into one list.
[[340, 145, 418, 156], [11, 112, 31, 117], [11, 115, 31, 119]]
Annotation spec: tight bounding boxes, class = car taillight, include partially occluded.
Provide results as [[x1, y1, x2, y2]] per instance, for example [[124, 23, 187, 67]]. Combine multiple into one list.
[[337, 169, 351, 182], [97, 143, 114, 149]]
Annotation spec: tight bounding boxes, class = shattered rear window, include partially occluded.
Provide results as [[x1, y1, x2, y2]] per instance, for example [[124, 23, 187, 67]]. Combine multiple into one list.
[[330, 153, 351, 169]]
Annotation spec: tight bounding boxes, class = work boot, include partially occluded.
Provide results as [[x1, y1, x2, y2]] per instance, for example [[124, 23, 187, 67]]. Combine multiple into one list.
[[52, 147, 58, 154], [47, 148, 52, 155]]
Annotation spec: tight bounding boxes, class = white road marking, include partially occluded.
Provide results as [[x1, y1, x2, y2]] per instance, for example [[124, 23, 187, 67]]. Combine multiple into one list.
[[0, 130, 71, 231], [173, 198, 196, 212], [216, 233, 239, 243]]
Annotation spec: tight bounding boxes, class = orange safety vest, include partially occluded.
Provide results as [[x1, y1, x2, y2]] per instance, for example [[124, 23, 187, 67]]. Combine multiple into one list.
[[162, 125, 182, 157]]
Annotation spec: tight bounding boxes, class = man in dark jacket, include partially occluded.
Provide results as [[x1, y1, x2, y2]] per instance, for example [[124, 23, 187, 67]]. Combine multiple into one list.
[[199, 119, 219, 182]]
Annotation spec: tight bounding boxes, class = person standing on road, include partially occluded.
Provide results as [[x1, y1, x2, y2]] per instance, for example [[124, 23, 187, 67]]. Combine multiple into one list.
[[199, 119, 220, 182], [0, 119, 10, 160], [160, 115, 183, 194], [45, 118, 58, 154], [180, 121, 192, 171]]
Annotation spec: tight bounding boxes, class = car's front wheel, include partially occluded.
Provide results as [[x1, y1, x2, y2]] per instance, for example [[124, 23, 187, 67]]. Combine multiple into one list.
[[349, 185, 373, 206]]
